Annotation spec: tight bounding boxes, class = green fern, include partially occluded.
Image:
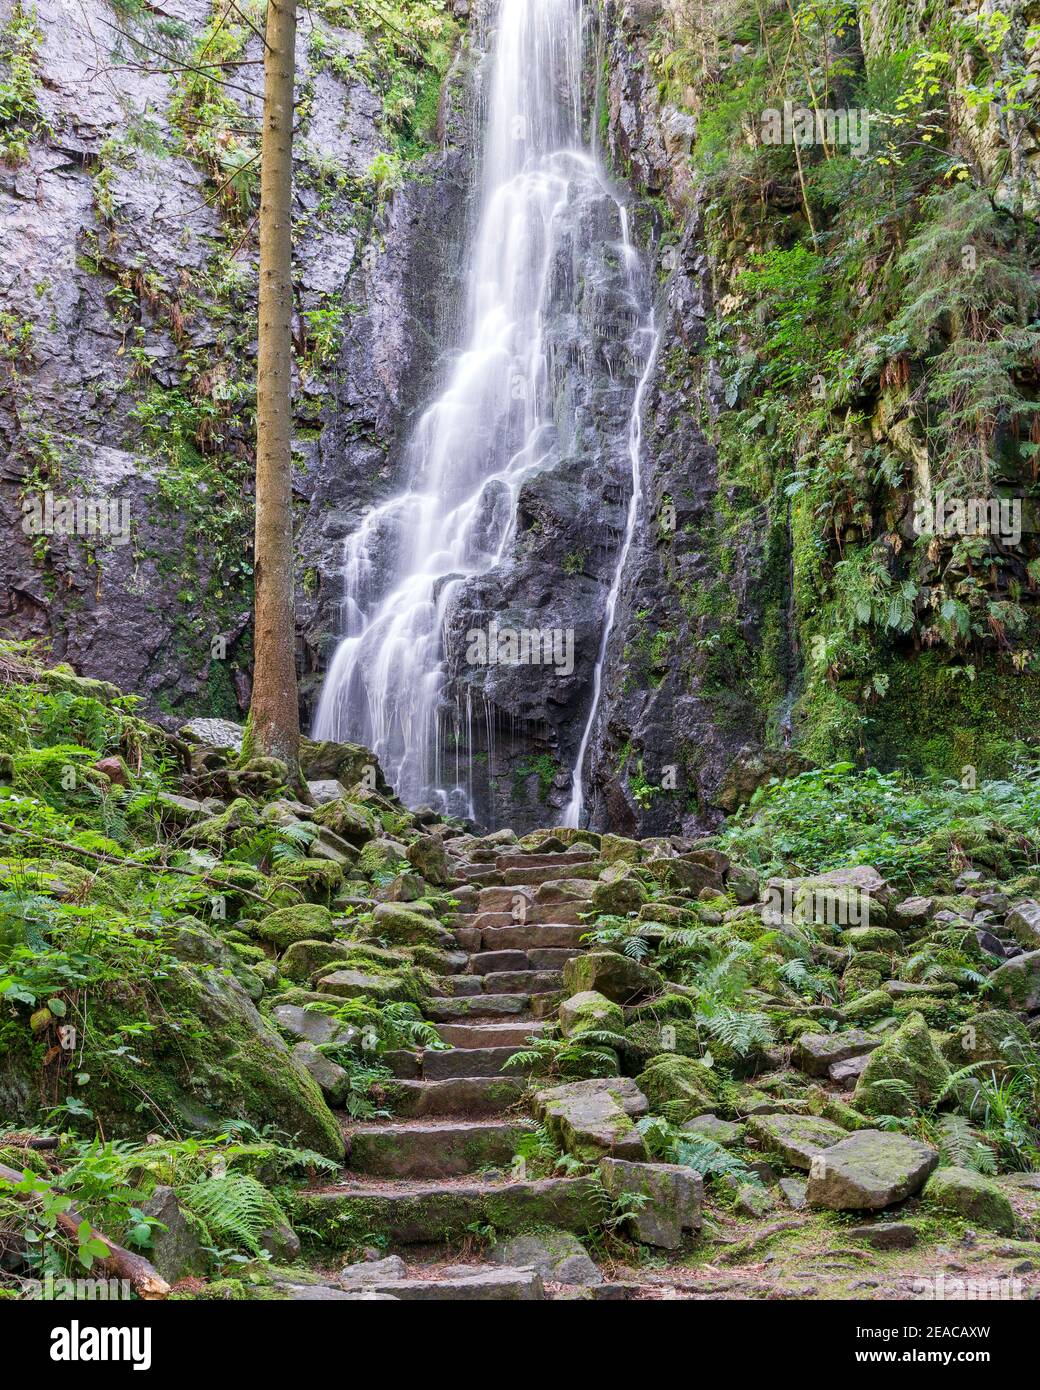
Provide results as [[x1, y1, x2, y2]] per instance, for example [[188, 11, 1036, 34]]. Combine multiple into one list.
[[178, 1171, 291, 1257]]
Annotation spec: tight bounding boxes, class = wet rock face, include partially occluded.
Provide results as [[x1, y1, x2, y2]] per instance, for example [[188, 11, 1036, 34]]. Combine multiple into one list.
[[573, 2, 767, 838]]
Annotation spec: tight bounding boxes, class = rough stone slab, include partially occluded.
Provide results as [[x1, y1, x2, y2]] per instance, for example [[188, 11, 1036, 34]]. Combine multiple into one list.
[[478, 886, 534, 911], [272, 1003, 355, 1048], [429, 974, 483, 997], [1006, 901, 1040, 948], [534, 1077, 648, 1162], [527, 948, 577, 970], [746, 1113, 848, 1170], [482, 969, 562, 994], [293, 1178, 599, 1245], [386, 1075, 526, 1118], [598, 1158, 703, 1249], [467, 950, 530, 974], [806, 1130, 939, 1210], [338, 1255, 407, 1284], [279, 1284, 399, 1300], [424, 993, 530, 1020], [481, 925, 586, 951], [422, 1045, 529, 1079], [829, 1053, 871, 1089], [434, 1021, 544, 1049], [495, 852, 597, 871], [353, 1266, 544, 1300], [849, 1222, 917, 1250], [988, 950, 1040, 1011], [487, 1231, 602, 1285], [794, 1030, 880, 1077], [681, 1114, 742, 1147], [346, 1119, 534, 1178]]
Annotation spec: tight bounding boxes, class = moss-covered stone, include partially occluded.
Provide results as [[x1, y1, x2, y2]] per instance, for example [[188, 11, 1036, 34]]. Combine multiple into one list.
[[310, 797, 378, 846], [853, 1011, 951, 1118], [558, 990, 624, 1039], [590, 873, 648, 916], [371, 902, 446, 946], [940, 1009, 1035, 1078], [257, 904, 335, 950], [562, 949, 662, 1003], [636, 1053, 722, 1121], [924, 1166, 1016, 1235]]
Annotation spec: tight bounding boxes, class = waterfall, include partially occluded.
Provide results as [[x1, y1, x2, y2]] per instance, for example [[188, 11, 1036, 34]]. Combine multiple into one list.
[[313, 0, 655, 825], [562, 306, 660, 829]]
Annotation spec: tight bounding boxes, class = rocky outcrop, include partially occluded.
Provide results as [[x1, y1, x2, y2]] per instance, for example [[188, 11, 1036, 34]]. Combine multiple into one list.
[[0, 0, 477, 728]]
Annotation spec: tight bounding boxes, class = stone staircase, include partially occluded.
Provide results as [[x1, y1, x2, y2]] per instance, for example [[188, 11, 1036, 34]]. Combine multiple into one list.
[[295, 844, 608, 1299]]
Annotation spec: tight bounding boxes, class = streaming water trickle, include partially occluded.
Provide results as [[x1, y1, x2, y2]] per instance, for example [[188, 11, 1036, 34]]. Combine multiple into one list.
[[313, 0, 656, 825]]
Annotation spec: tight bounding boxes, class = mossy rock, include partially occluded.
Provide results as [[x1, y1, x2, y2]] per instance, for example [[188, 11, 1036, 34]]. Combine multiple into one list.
[[636, 1053, 722, 1121], [590, 874, 648, 916], [370, 902, 446, 946], [257, 904, 335, 950], [278, 938, 352, 984], [940, 1009, 1035, 1078], [562, 949, 662, 1003], [558, 990, 623, 1039], [924, 1166, 1016, 1235], [75, 963, 343, 1158], [358, 838, 409, 880], [840, 989, 892, 1023], [185, 797, 258, 849], [853, 1011, 951, 1118], [272, 858, 344, 904], [310, 798, 378, 846], [843, 968, 883, 998], [599, 834, 643, 865]]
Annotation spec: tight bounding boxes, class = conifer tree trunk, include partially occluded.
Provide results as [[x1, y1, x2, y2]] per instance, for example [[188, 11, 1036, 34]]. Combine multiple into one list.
[[251, 0, 300, 773]]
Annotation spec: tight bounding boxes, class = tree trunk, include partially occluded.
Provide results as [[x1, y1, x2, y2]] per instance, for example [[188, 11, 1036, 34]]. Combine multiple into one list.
[[251, 0, 301, 774], [0, 1163, 170, 1299]]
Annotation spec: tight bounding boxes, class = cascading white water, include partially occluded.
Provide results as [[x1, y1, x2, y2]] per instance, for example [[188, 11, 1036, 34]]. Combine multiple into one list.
[[562, 303, 660, 829], [313, 0, 655, 824]]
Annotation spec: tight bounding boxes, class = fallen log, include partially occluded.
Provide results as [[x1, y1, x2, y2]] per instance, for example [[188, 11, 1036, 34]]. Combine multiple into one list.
[[0, 1161, 170, 1299]]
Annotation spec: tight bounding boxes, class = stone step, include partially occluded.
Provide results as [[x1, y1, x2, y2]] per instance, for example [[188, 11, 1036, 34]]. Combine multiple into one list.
[[456, 903, 588, 929], [338, 1266, 545, 1300], [458, 867, 502, 884], [385, 1075, 527, 1118], [495, 863, 601, 886], [467, 948, 575, 974], [494, 852, 597, 871], [429, 975, 483, 998], [422, 1045, 530, 1079], [480, 925, 586, 951], [345, 1118, 533, 1178], [424, 993, 531, 1021], [294, 1176, 598, 1246], [467, 949, 529, 975], [435, 1021, 545, 1049], [528, 948, 576, 970], [481, 969, 562, 994], [531, 991, 565, 1020]]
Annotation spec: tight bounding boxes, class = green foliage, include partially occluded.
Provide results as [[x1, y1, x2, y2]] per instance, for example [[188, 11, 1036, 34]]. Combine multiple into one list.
[[0, 2, 50, 164], [717, 760, 1040, 884], [178, 1171, 287, 1259]]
